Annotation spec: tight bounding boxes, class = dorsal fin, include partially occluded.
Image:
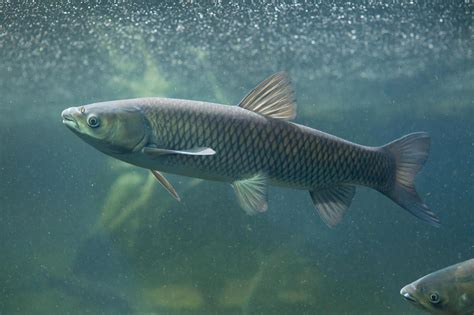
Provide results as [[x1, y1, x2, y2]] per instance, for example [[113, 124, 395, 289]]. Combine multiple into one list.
[[238, 72, 296, 121]]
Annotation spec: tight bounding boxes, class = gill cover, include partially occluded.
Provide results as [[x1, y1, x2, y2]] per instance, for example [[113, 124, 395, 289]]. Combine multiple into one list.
[[68, 104, 149, 154], [100, 107, 149, 153]]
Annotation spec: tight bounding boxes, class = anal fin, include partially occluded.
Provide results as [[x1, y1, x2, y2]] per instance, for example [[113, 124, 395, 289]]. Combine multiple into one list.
[[150, 170, 181, 201], [232, 174, 268, 215], [310, 185, 356, 228]]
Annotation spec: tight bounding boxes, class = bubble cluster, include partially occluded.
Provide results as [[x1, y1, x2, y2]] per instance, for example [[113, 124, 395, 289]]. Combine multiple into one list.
[[0, 1, 472, 106]]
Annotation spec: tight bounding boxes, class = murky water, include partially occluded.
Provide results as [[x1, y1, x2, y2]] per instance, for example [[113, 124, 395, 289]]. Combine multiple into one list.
[[1, 1, 473, 314]]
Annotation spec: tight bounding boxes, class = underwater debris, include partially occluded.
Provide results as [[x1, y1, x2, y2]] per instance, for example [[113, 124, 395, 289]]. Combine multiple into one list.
[[143, 283, 205, 311], [105, 44, 171, 99], [95, 163, 205, 235], [94, 171, 156, 233], [214, 247, 321, 314]]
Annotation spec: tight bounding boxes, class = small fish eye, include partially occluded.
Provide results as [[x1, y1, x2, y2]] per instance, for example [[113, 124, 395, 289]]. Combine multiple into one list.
[[87, 115, 100, 128], [429, 292, 440, 304]]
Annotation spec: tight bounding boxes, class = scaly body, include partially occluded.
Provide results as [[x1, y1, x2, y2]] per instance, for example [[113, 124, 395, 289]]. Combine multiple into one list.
[[62, 73, 439, 227], [119, 98, 391, 191]]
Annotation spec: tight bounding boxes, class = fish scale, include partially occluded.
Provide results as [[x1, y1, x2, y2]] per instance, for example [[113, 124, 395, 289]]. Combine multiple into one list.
[[143, 98, 392, 190], [62, 72, 440, 227]]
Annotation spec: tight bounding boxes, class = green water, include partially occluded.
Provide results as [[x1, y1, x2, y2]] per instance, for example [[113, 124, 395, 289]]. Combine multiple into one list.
[[1, 1, 473, 314]]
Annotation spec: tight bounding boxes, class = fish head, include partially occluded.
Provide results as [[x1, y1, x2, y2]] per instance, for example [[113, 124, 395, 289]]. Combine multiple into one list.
[[61, 101, 149, 154], [400, 267, 465, 314]]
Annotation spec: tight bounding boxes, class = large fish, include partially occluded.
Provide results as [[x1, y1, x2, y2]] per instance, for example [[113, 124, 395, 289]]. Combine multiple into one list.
[[401, 259, 474, 314], [61, 73, 439, 227]]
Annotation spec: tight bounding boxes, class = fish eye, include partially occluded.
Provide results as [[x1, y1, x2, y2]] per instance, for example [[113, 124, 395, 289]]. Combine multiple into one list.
[[429, 292, 440, 304], [87, 115, 100, 128]]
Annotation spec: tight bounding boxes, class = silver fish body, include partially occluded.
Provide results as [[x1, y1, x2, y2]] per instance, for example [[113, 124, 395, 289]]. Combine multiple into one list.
[[401, 259, 474, 315], [117, 98, 390, 189], [62, 73, 439, 227]]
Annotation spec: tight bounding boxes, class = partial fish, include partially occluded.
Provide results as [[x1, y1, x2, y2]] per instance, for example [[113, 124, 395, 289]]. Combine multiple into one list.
[[61, 73, 439, 227], [401, 259, 474, 314]]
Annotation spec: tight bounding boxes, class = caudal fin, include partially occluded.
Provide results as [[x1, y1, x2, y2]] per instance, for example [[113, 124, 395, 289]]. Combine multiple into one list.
[[382, 132, 440, 227]]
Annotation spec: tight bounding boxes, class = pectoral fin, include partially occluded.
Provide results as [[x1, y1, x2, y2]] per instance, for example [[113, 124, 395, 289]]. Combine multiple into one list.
[[143, 146, 216, 158], [232, 174, 268, 215], [310, 185, 356, 228], [150, 170, 181, 201]]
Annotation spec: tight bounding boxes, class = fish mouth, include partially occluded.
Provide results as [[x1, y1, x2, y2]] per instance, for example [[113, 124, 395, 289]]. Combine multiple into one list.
[[400, 287, 418, 304], [61, 108, 79, 130]]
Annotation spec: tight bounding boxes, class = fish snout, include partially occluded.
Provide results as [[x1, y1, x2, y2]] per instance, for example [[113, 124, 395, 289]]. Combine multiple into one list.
[[61, 107, 80, 129], [400, 284, 418, 304]]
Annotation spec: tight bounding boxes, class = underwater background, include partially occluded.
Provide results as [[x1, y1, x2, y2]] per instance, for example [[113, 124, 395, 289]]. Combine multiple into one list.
[[0, 1, 473, 314]]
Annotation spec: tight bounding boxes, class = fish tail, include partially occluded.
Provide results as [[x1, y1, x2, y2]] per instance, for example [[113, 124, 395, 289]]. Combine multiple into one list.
[[381, 132, 440, 227]]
